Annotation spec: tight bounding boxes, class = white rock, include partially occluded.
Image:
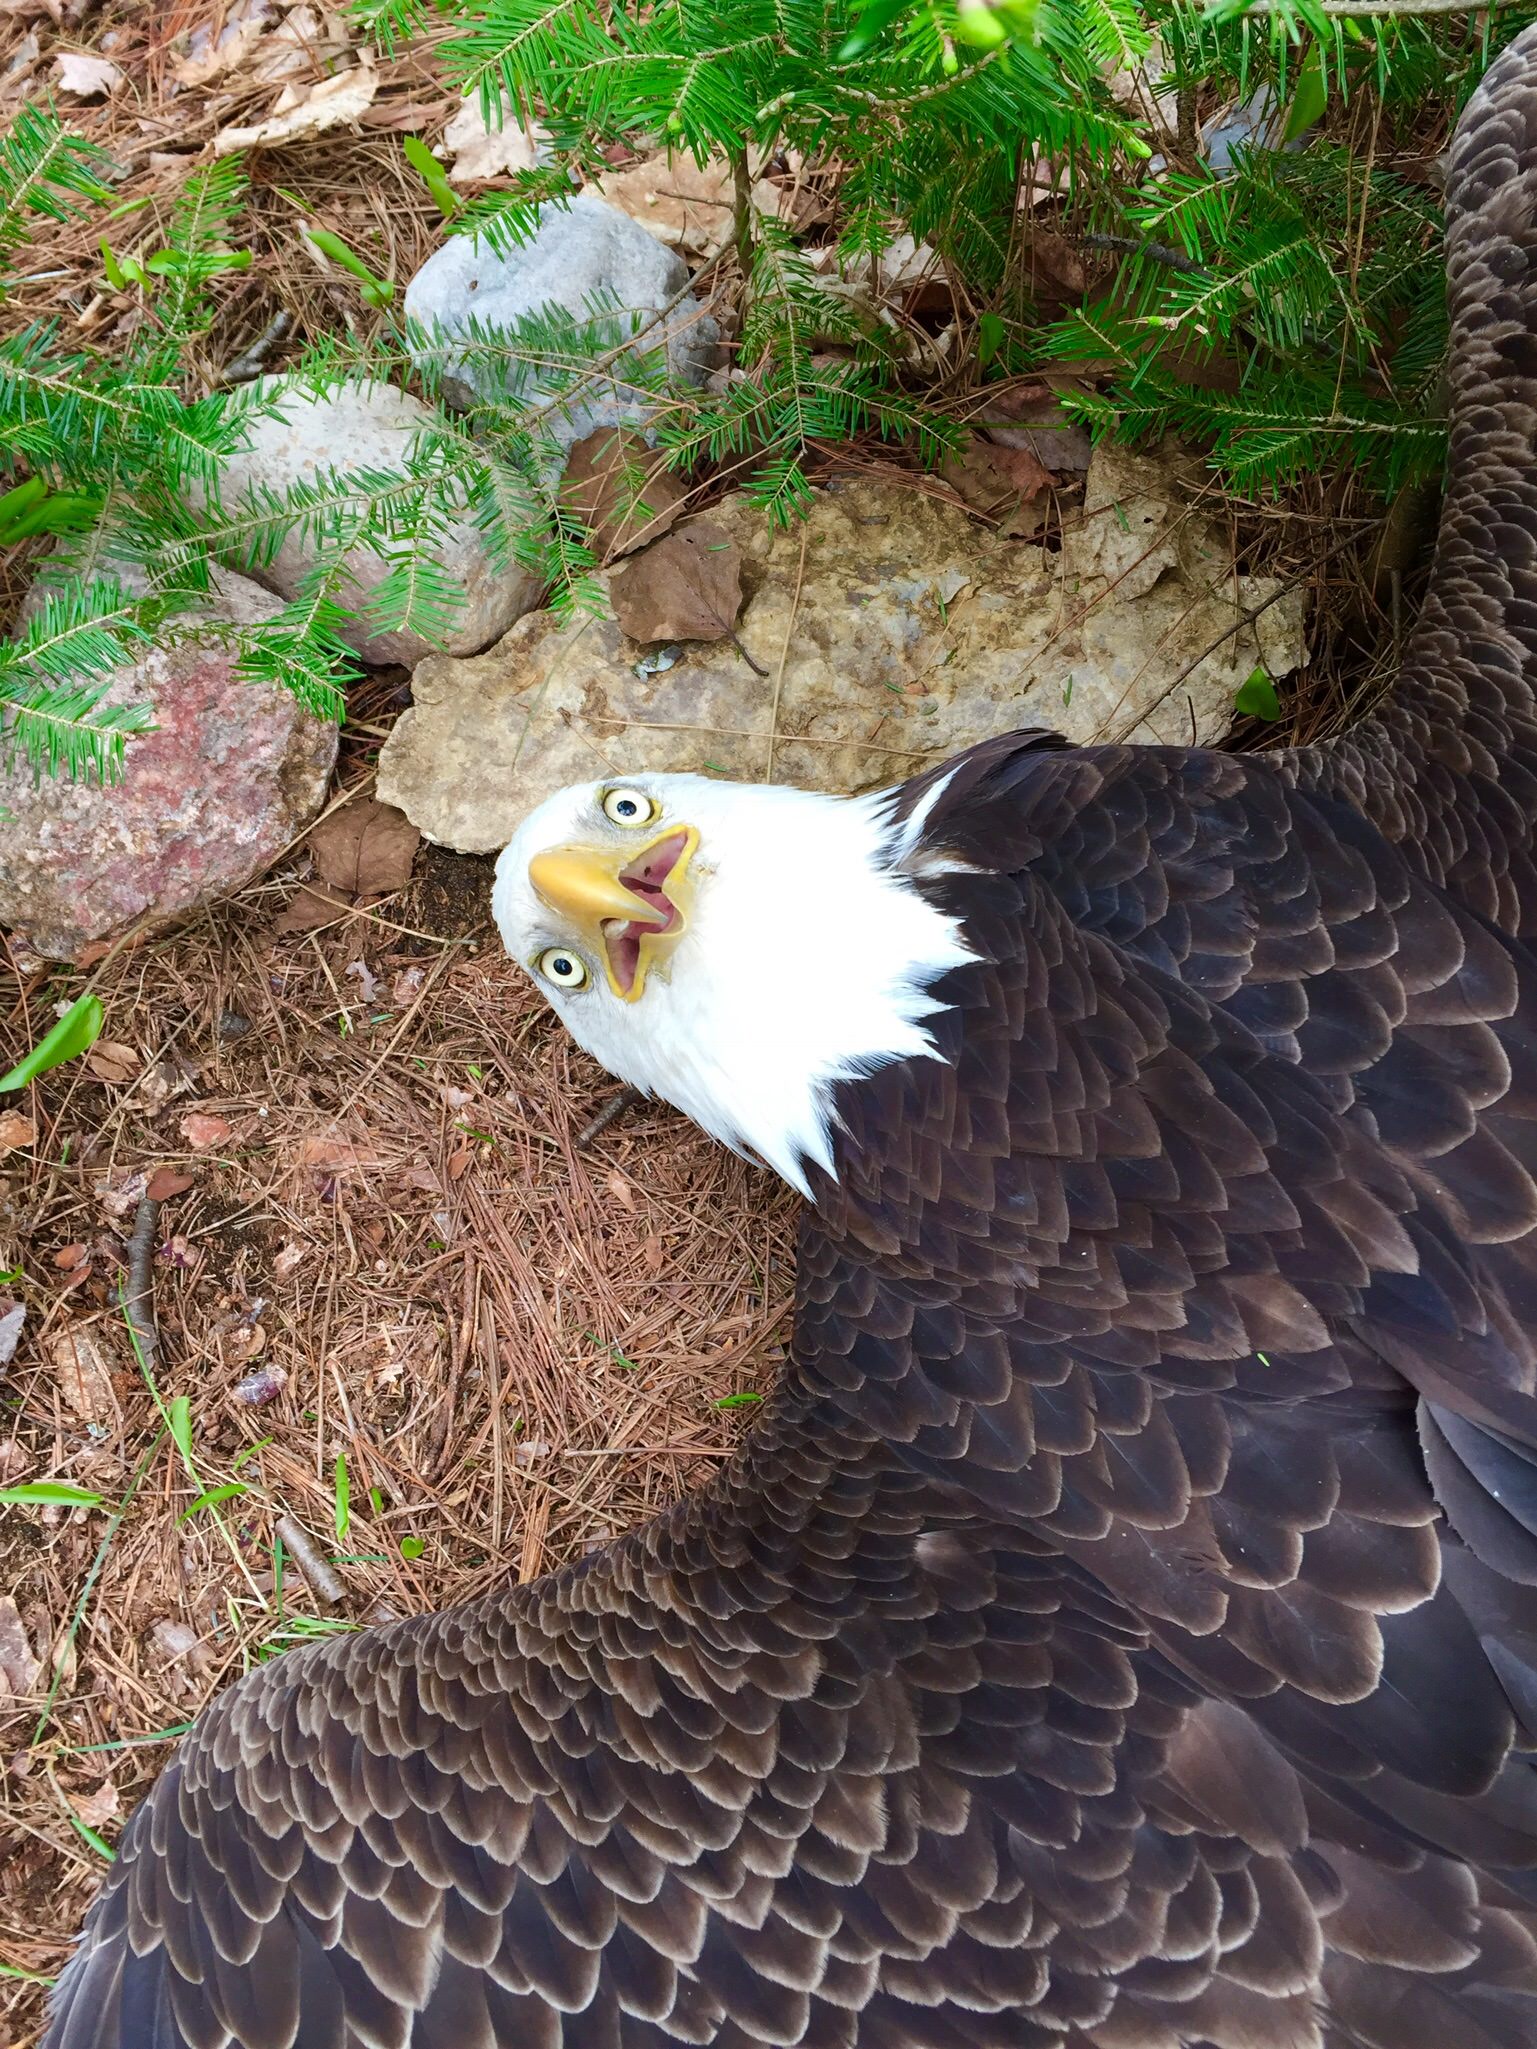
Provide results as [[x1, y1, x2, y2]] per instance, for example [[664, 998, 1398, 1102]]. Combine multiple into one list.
[[208, 381, 542, 666], [403, 190, 717, 453], [378, 441, 1309, 854]]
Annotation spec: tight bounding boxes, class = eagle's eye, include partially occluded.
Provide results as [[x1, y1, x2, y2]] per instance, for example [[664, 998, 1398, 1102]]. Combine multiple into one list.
[[602, 787, 656, 828], [537, 948, 589, 990]]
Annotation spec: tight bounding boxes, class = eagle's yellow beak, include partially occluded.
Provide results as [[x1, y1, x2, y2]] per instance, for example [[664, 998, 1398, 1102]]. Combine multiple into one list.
[[528, 826, 698, 1002]]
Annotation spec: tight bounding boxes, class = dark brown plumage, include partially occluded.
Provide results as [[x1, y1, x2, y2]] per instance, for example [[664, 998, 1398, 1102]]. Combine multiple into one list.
[[43, 28, 1537, 2048]]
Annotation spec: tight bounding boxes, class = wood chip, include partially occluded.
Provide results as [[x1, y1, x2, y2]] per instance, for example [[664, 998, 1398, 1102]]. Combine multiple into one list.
[[179, 1112, 232, 1150], [0, 1109, 35, 1152], [46, 1326, 120, 1426], [0, 1597, 42, 1698]]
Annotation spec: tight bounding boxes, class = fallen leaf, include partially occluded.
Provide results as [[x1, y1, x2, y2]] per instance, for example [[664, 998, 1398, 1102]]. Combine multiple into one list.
[[0, 1109, 35, 1152], [92, 1169, 148, 1221], [213, 51, 376, 155], [941, 434, 1054, 533], [272, 878, 355, 935], [642, 1234, 664, 1274], [345, 959, 380, 1004], [0, 1300, 25, 1364], [48, 1623, 76, 1688], [561, 429, 686, 563], [145, 1167, 195, 1201], [977, 387, 1095, 474], [441, 90, 548, 184], [53, 1243, 89, 1271], [171, 0, 274, 87], [594, 151, 782, 258], [605, 1169, 635, 1213], [295, 1133, 382, 1173], [391, 966, 425, 1006], [46, 1327, 119, 1426], [53, 50, 122, 95], [0, 1437, 29, 1484], [180, 1112, 232, 1150], [1026, 227, 1087, 301], [446, 1144, 474, 1180], [222, 1323, 266, 1365], [608, 520, 744, 643], [272, 1239, 305, 1279], [307, 798, 420, 898], [0, 1597, 41, 1698], [86, 1040, 139, 1085], [249, 0, 348, 83], [67, 1779, 120, 1830]]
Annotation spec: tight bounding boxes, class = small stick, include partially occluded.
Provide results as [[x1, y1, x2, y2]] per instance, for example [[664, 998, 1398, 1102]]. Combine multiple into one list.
[[728, 628, 768, 677], [218, 310, 294, 387], [577, 1086, 641, 1150], [123, 1196, 161, 1375], [274, 1514, 345, 1608]]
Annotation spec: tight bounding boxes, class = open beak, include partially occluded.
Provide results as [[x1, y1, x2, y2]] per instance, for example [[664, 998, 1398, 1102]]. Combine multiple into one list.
[[528, 826, 698, 1002]]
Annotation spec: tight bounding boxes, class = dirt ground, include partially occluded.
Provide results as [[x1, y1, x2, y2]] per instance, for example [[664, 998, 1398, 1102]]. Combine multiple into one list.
[[0, 775, 796, 2039]]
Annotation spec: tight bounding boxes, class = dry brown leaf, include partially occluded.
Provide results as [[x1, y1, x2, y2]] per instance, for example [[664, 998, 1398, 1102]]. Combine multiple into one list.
[[594, 152, 781, 258], [0, 1597, 42, 1698], [53, 1242, 89, 1271], [273, 878, 355, 935], [272, 1239, 306, 1279], [213, 51, 376, 155], [446, 1144, 474, 1180], [93, 1169, 147, 1221], [941, 435, 1054, 535], [441, 91, 548, 184], [1026, 227, 1088, 301], [0, 1300, 25, 1365], [605, 1169, 636, 1213], [66, 1779, 120, 1830], [561, 430, 686, 564], [179, 1111, 232, 1150], [53, 50, 122, 95], [145, 1167, 195, 1201], [86, 1040, 139, 1085], [295, 1132, 382, 1173], [46, 1326, 119, 1426], [608, 520, 743, 643], [0, 1109, 35, 1152], [308, 798, 420, 898], [171, 0, 275, 87]]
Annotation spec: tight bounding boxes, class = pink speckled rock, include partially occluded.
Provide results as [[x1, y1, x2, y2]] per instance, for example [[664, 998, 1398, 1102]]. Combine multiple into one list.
[[1, 568, 338, 959]]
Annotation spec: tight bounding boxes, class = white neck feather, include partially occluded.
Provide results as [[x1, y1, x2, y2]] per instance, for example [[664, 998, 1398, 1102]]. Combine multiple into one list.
[[494, 776, 976, 1197]]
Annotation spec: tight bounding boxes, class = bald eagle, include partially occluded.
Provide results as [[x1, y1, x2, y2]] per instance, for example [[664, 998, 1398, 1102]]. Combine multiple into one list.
[[36, 28, 1537, 2049]]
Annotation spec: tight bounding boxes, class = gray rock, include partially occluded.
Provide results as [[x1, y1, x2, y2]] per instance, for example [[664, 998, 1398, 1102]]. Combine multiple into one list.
[[1, 567, 337, 959], [205, 380, 542, 666], [403, 189, 717, 452], [378, 440, 1309, 854]]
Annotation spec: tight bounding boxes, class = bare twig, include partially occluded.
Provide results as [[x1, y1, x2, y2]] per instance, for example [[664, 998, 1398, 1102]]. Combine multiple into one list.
[[577, 1086, 642, 1149], [274, 1514, 345, 1607], [217, 309, 294, 387], [1083, 233, 1204, 276], [123, 1196, 161, 1376]]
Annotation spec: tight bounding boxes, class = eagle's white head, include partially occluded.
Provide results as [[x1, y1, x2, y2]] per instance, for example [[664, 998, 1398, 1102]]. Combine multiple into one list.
[[492, 772, 975, 1195]]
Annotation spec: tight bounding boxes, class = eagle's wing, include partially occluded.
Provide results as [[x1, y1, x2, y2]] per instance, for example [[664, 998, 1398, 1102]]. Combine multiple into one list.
[[797, 732, 1537, 2036], [41, 1404, 1380, 2049]]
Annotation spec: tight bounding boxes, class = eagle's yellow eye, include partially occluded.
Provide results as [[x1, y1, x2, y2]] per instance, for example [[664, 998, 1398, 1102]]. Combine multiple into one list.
[[602, 787, 656, 828], [536, 948, 589, 990]]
